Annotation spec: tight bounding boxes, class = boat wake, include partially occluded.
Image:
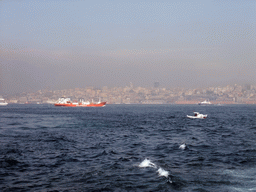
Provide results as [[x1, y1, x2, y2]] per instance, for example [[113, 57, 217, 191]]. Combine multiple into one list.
[[157, 167, 169, 178], [139, 158, 172, 183], [139, 158, 157, 168]]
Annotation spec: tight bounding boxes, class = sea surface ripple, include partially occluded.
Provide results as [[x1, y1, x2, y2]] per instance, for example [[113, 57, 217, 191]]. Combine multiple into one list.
[[0, 104, 256, 191]]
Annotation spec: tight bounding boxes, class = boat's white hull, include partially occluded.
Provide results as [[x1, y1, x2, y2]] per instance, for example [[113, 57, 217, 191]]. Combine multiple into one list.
[[0, 103, 8, 106], [187, 115, 207, 119]]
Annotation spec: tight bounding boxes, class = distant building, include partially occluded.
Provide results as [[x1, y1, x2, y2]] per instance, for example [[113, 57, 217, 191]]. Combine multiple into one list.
[[18, 97, 27, 104], [130, 82, 133, 89], [154, 82, 159, 88]]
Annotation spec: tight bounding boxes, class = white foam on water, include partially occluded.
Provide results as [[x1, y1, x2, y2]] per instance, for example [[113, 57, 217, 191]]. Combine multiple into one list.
[[139, 158, 157, 168], [223, 168, 256, 192], [179, 143, 186, 150], [229, 187, 256, 192], [139, 158, 172, 183], [157, 167, 169, 178]]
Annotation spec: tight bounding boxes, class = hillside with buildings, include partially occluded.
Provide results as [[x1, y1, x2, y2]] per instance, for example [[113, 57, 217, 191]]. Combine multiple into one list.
[[4, 84, 256, 105]]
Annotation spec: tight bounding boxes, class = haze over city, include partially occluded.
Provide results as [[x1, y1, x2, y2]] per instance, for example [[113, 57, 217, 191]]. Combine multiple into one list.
[[1, 0, 255, 95]]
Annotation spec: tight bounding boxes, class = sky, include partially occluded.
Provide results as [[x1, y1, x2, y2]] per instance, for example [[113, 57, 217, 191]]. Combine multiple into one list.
[[0, 0, 255, 94]]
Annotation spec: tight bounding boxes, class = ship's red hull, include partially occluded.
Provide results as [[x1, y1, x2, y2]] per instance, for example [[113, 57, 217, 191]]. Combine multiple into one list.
[[78, 102, 106, 107]]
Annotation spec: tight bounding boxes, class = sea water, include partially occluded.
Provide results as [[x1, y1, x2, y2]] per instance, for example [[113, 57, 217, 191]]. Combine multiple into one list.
[[0, 104, 256, 191]]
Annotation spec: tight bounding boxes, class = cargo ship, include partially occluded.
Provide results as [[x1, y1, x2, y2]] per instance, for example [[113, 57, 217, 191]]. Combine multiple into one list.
[[54, 97, 106, 107]]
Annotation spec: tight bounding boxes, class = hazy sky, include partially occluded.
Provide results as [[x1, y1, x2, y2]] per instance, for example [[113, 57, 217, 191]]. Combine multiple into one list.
[[0, 0, 255, 94]]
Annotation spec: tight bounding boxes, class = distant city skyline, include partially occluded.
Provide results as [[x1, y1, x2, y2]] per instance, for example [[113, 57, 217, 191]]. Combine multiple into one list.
[[4, 83, 256, 105], [1, 0, 255, 94]]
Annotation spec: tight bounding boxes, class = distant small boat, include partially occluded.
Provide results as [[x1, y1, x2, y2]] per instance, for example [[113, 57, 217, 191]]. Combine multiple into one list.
[[198, 100, 212, 105], [187, 112, 207, 119], [0, 97, 8, 106]]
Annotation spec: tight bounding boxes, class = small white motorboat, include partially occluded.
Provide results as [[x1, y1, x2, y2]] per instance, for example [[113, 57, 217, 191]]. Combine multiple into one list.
[[187, 112, 207, 119], [0, 97, 8, 106]]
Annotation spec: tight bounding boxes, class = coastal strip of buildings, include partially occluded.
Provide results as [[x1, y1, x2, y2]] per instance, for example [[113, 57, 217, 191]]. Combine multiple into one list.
[[4, 84, 256, 105]]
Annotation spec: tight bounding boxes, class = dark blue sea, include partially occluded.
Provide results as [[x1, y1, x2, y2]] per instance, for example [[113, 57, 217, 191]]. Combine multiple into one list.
[[1, 104, 256, 192]]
